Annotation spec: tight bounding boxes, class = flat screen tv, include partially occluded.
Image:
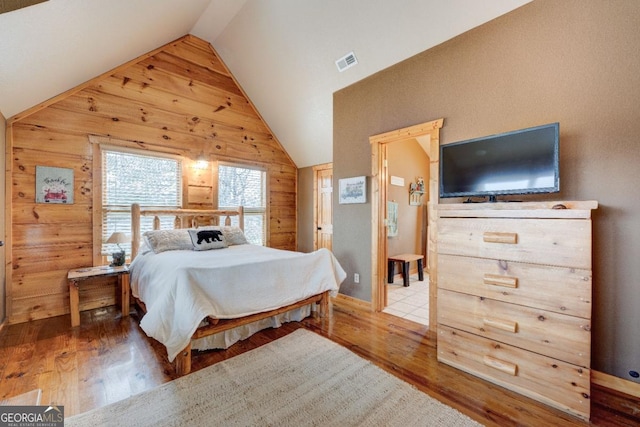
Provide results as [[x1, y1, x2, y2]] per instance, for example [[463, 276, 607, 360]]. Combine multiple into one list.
[[440, 122, 559, 201]]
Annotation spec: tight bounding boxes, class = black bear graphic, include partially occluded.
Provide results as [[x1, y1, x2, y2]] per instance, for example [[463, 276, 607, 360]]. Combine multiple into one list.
[[196, 229, 223, 244]]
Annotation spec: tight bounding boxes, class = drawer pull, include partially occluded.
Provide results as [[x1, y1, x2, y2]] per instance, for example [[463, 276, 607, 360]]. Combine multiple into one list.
[[483, 274, 518, 288], [483, 317, 518, 333], [483, 355, 518, 376], [483, 232, 518, 244]]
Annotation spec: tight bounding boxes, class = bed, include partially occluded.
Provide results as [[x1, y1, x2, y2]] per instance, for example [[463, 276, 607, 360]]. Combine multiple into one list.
[[128, 203, 346, 375]]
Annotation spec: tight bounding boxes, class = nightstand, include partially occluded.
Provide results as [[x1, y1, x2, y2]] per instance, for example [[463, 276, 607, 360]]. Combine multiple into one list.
[[67, 265, 130, 327]]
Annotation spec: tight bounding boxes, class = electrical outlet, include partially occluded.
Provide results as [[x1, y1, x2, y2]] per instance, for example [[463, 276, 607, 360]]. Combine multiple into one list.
[[354, 273, 360, 283]]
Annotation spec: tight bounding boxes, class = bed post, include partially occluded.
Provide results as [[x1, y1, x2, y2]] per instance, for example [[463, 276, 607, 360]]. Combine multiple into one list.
[[319, 291, 329, 318], [132, 203, 140, 260], [175, 343, 192, 376]]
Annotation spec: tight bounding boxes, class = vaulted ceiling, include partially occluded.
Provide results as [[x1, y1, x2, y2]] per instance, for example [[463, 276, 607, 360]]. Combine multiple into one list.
[[0, 0, 531, 167]]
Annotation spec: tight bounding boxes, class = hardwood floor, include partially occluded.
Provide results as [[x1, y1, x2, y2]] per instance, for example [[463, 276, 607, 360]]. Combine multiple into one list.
[[0, 300, 638, 426]]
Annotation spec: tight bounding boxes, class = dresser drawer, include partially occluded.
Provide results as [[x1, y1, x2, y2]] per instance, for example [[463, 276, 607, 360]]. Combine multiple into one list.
[[438, 325, 590, 420], [438, 254, 592, 318], [438, 289, 590, 367], [438, 218, 592, 269]]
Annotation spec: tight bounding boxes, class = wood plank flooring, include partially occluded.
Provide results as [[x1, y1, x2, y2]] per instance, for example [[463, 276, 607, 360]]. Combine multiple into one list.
[[0, 300, 638, 426]]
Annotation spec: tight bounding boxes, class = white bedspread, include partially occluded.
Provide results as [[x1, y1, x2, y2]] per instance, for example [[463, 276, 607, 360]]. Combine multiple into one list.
[[129, 245, 346, 361]]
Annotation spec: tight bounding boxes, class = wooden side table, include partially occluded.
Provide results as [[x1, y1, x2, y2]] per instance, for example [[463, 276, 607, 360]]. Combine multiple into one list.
[[67, 265, 130, 327]]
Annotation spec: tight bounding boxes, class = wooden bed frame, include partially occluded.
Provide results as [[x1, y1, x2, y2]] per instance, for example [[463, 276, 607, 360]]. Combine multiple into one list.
[[130, 203, 329, 375]]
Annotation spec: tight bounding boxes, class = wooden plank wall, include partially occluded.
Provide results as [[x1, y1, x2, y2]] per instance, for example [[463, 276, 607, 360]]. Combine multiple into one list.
[[5, 35, 298, 324]]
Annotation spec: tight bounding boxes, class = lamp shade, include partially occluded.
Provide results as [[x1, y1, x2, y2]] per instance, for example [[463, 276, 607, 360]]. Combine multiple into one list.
[[106, 232, 129, 245]]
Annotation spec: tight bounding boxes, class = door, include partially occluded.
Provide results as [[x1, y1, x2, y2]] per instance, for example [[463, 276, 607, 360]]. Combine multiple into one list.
[[1, 114, 6, 322], [314, 163, 333, 251]]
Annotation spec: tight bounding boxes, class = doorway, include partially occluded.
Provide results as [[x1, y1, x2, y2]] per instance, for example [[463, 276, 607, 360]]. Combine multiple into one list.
[[382, 139, 430, 325], [313, 163, 333, 251], [369, 119, 443, 334]]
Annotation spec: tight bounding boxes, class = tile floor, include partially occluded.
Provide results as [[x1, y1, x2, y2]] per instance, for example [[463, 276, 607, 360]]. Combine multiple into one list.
[[382, 273, 429, 326]]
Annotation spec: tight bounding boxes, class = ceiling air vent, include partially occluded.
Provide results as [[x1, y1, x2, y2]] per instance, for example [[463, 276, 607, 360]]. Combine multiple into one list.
[[335, 51, 358, 72]]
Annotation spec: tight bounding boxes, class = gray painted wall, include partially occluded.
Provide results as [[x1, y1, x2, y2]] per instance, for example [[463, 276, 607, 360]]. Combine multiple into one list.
[[330, 0, 640, 382]]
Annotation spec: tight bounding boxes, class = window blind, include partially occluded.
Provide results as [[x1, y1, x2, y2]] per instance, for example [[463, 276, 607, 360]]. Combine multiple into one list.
[[218, 164, 266, 245], [101, 149, 182, 256]]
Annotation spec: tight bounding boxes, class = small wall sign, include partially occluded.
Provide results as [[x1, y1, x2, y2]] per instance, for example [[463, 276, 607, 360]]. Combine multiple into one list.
[[35, 166, 74, 204]]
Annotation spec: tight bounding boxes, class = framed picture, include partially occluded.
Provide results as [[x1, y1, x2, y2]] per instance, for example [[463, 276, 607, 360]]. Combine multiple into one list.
[[338, 176, 366, 204], [387, 201, 398, 237], [35, 166, 74, 204]]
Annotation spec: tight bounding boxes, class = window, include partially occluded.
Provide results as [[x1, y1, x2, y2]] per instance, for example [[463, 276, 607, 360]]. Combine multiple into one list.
[[218, 164, 266, 245], [102, 148, 182, 258]]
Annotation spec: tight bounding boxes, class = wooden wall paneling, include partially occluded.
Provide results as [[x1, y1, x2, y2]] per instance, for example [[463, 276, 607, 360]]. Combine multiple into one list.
[[13, 245, 91, 274], [133, 54, 244, 103], [139, 51, 243, 97], [10, 295, 69, 323], [6, 35, 298, 323], [187, 186, 213, 205], [190, 165, 213, 187], [163, 40, 230, 77], [10, 269, 68, 298], [268, 233, 296, 250], [5, 123, 14, 322], [7, 36, 197, 126], [26, 107, 205, 153], [97, 75, 266, 134], [12, 203, 92, 226], [11, 126, 92, 157]]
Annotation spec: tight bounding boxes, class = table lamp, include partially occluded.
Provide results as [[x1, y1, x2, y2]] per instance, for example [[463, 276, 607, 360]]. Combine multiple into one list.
[[106, 232, 129, 266]]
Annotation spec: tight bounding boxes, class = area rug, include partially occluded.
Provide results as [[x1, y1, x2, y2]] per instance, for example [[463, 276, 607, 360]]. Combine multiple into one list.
[[66, 329, 482, 426]]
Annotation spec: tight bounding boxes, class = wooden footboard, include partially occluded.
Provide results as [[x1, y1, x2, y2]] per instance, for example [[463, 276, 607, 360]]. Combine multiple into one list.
[[173, 291, 330, 375]]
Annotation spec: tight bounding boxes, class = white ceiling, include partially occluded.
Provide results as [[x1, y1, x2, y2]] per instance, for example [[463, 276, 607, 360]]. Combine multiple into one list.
[[0, 0, 531, 167]]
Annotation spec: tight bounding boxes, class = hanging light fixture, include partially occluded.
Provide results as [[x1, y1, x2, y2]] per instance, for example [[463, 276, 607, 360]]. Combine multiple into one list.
[[195, 151, 208, 169]]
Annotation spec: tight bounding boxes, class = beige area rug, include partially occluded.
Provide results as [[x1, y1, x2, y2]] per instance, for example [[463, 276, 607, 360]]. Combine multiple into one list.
[[67, 329, 483, 427]]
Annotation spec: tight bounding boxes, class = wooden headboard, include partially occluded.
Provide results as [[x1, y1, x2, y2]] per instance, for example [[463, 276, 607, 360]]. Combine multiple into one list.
[[130, 203, 244, 259]]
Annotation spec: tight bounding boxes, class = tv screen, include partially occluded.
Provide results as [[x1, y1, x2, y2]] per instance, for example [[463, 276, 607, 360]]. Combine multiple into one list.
[[440, 123, 559, 200]]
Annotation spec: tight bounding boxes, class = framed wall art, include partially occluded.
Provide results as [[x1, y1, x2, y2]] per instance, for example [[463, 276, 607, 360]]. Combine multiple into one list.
[[338, 176, 366, 204], [387, 201, 398, 237], [35, 166, 74, 204]]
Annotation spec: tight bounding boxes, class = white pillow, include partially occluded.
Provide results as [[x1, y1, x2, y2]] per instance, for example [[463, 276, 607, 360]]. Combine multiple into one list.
[[188, 229, 228, 251], [143, 229, 193, 253], [221, 226, 249, 245]]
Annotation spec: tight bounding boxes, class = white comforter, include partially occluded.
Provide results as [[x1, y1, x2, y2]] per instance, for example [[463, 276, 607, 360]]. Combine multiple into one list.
[[129, 245, 346, 361]]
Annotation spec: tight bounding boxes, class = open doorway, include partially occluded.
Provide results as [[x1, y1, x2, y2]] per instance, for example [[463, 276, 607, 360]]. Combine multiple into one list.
[[369, 119, 443, 335], [382, 139, 430, 325]]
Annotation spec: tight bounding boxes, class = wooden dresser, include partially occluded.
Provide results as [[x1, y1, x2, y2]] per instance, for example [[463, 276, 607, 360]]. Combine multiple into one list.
[[436, 201, 597, 420]]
